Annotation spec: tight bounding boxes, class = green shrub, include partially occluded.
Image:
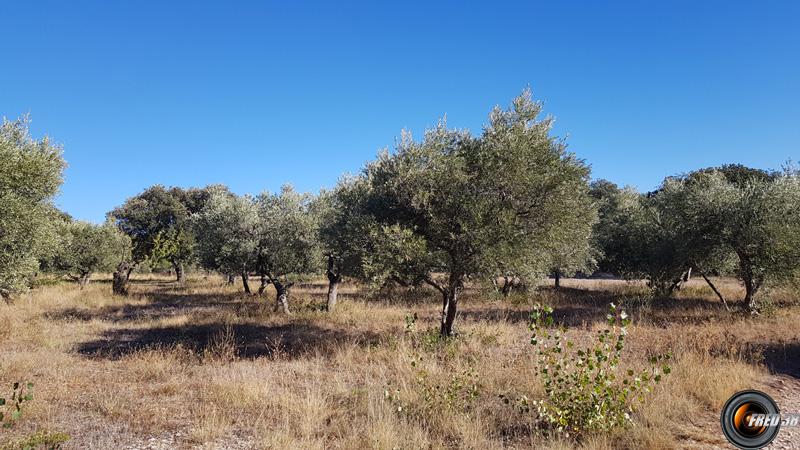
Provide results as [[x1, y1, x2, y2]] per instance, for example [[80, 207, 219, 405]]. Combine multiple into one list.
[[0, 382, 33, 429], [2, 430, 71, 450], [522, 303, 670, 436]]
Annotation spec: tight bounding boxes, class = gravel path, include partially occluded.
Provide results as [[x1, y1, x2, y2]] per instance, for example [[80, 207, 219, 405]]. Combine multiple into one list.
[[767, 373, 800, 450]]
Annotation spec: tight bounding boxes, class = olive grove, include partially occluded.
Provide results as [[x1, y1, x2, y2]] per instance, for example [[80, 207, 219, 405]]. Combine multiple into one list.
[[592, 164, 800, 312], [2, 93, 799, 322]]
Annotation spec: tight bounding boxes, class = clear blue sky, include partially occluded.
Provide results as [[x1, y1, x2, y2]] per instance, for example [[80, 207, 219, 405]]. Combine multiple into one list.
[[2, 1, 798, 222]]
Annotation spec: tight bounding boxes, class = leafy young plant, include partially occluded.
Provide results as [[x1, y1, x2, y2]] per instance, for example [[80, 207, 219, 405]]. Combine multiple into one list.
[[385, 360, 481, 418], [0, 382, 33, 428], [1, 430, 71, 450], [385, 314, 481, 418], [522, 303, 670, 436]]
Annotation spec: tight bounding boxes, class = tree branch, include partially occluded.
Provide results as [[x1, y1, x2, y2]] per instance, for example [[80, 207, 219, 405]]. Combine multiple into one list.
[[423, 275, 446, 295], [698, 271, 730, 312]]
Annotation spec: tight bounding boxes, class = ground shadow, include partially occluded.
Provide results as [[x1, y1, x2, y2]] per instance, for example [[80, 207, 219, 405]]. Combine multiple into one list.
[[761, 341, 800, 378], [76, 322, 383, 360], [459, 286, 729, 327], [45, 289, 257, 323], [45, 281, 340, 323]]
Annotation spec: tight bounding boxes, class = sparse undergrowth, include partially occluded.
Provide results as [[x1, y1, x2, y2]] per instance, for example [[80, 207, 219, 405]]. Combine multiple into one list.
[[0, 275, 796, 449]]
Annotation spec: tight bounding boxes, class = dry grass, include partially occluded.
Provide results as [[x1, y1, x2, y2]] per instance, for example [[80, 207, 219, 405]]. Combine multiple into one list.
[[0, 274, 798, 449]]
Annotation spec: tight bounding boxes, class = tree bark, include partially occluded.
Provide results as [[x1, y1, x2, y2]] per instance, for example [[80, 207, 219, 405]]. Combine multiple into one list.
[[743, 277, 761, 312], [554, 271, 561, 289], [79, 272, 91, 289], [669, 270, 688, 293], [173, 261, 186, 283], [273, 280, 292, 314], [241, 271, 251, 294], [501, 276, 512, 297], [258, 274, 270, 295], [737, 252, 761, 312], [327, 277, 340, 311], [112, 262, 134, 296], [326, 256, 341, 311], [226, 274, 235, 285], [440, 275, 463, 337], [0, 289, 11, 305]]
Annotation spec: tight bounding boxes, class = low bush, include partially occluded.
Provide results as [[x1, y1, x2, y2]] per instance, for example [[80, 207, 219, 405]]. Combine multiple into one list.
[[521, 303, 671, 437]]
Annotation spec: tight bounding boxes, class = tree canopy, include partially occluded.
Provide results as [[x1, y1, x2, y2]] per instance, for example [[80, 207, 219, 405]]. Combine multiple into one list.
[[592, 165, 800, 311], [110, 185, 209, 282], [361, 89, 595, 335], [0, 117, 66, 300], [315, 176, 376, 310], [191, 186, 258, 284], [254, 185, 321, 313], [46, 220, 131, 287]]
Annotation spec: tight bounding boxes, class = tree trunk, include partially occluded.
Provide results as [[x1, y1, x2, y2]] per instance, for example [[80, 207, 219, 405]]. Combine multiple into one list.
[[669, 270, 688, 293], [273, 280, 291, 314], [554, 271, 561, 289], [501, 276, 512, 297], [79, 272, 91, 289], [112, 262, 134, 296], [241, 271, 251, 294], [258, 274, 270, 295], [326, 256, 341, 311], [743, 277, 761, 312], [440, 275, 463, 337], [737, 253, 760, 312], [326, 276, 340, 311], [173, 261, 186, 283], [0, 289, 11, 305], [226, 274, 235, 285]]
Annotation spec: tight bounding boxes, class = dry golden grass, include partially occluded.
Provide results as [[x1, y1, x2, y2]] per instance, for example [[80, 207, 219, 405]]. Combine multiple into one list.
[[0, 274, 798, 449]]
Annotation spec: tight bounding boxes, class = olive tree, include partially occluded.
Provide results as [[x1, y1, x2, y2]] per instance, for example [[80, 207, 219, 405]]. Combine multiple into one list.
[[254, 186, 321, 313], [191, 187, 259, 292], [493, 189, 597, 294], [591, 180, 693, 295], [547, 226, 597, 289], [363, 89, 594, 336], [664, 167, 800, 311], [49, 221, 131, 288], [314, 177, 375, 310], [0, 117, 65, 301]]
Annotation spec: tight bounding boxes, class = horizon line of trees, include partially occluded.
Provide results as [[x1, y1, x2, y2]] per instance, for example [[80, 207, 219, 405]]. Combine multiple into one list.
[[2, 90, 799, 335]]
